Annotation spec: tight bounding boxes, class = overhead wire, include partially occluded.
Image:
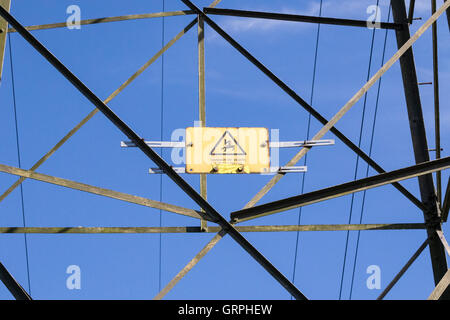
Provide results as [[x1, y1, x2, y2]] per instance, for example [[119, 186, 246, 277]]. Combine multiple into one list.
[[348, 4, 392, 300], [8, 33, 32, 295], [338, 0, 383, 300], [291, 0, 323, 299]]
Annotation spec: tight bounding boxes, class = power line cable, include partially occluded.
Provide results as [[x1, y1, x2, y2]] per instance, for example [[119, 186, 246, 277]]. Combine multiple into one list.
[[291, 0, 323, 299], [338, 0, 380, 300], [348, 5, 392, 300], [8, 34, 32, 295]]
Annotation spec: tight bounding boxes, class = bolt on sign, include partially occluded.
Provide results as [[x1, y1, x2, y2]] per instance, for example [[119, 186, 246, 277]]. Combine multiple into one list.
[[185, 127, 270, 174]]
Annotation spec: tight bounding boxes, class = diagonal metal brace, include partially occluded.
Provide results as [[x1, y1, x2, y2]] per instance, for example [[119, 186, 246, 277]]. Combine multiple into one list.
[[0, 262, 32, 300]]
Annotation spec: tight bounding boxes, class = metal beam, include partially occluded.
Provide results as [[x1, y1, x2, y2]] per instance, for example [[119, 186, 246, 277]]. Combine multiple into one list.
[[0, 163, 204, 220], [428, 269, 450, 300], [0, 262, 32, 300], [204, 7, 403, 30], [447, 3, 450, 32], [7, 10, 195, 33], [0, 5, 307, 300], [391, 0, 449, 292], [154, 230, 226, 300], [122, 139, 335, 148], [121, 141, 184, 148], [408, 0, 416, 24], [0, 0, 10, 83], [443, 177, 450, 221], [435, 230, 450, 256], [231, 157, 450, 222], [377, 238, 429, 300], [198, 14, 207, 231], [432, 0, 442, 205], [269, 139, 335, 148], [0, 223, 426, 234], [184, 0, 425, 213], [148, 166, 308, 174]]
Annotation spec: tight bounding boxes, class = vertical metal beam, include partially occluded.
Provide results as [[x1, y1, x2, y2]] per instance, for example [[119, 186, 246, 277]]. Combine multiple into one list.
[[443, 177, 450, 221], [198, 15, 206, 128], [391, 0, 448, 296], [408, 0, 416, 24], [432, 0, 442, 204], [198, 14, 207, 231], [0, 262, 32, 300], [0, 0, 11, 84]]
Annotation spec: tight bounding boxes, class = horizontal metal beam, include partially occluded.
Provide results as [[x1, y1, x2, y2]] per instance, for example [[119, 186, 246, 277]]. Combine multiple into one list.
[[0, 163, 204, 220], [203, 7, 403, 30], [122, 139, 335, 148], [269, 139, 335, 148], [7, 10, 195, 33], [0, 5, 307, 300], [149, 167, 186, 174], [122, 140, 184, 148], [0, 223, 426, 234], [231, 156, 450, 223], [0, 262, 32, 300], [148, 166, 308, 174], [269, 166, 307, 173]]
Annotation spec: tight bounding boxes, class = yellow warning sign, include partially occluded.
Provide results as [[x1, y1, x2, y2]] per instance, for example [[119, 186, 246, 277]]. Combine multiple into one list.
[[185, 127, 270, 174]]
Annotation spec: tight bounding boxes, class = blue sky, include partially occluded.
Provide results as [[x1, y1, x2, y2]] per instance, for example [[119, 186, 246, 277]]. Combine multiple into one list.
[[0, 0, 449, 300]]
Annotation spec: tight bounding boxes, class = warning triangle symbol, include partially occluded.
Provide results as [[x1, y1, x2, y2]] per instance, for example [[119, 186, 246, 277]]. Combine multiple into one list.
[[210, 130, 246, 156]]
